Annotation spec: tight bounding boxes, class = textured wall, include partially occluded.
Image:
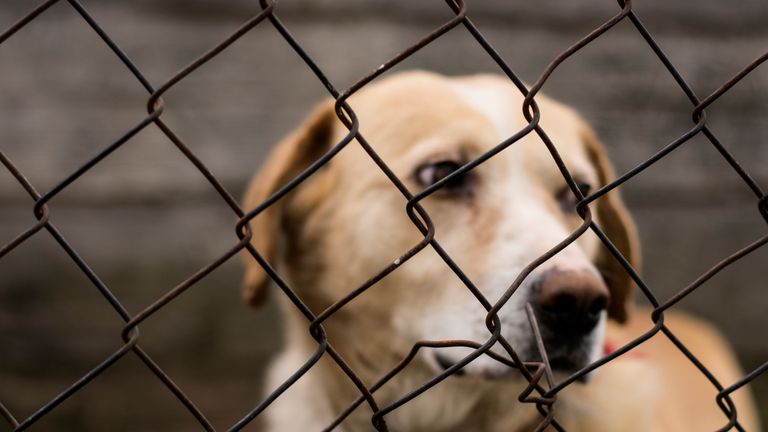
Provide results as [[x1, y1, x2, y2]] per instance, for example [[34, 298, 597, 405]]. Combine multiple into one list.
[[1, 0, 766, 430]]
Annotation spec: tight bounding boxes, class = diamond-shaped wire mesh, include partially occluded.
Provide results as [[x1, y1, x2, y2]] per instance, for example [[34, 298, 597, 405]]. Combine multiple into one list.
[[1, 0, 766, 431]]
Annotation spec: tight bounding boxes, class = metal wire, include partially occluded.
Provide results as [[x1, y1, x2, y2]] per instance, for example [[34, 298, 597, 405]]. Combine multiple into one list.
[[1, 0, 766, 431]]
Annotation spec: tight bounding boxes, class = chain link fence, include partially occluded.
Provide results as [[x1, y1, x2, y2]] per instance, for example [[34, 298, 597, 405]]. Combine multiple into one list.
[[1, 0, 766, 430]]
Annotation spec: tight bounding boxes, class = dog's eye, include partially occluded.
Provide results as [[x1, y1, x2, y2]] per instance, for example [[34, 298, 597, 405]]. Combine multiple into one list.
[[414, 160, 471, 195], [558, 182, 592, 212]]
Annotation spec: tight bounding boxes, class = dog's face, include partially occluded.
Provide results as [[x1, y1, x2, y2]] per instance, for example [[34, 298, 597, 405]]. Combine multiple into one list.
[[242, 71, 638, 384]]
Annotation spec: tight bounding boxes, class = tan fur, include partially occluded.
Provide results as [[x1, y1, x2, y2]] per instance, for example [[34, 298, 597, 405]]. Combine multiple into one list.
[[581, 126, 640, 323], [241, 71, 760, 431], [241, 104, 338, 306], [560, 309, 760, 431]]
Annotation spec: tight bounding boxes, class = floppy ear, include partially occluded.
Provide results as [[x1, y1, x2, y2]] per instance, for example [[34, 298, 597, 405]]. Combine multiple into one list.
[[241, 101, 337, 307], [581, 126, 640, 324]]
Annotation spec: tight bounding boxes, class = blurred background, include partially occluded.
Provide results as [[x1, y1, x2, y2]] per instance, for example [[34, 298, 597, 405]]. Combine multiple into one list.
[[1, 0, 766, 430]]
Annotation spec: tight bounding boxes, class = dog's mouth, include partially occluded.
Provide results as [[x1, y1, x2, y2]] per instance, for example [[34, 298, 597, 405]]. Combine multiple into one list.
[[432, 338, 596, 382], [435, 353, 467, 376], [433, 353, 517, 380], [525, 334, 596, 380]]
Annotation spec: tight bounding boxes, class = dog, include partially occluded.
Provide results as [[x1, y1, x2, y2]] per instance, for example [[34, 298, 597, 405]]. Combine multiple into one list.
[[241, 71, 760, 431]]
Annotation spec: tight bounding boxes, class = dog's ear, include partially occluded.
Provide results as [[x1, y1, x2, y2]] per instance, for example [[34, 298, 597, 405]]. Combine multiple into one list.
[[581, 126, 640, 323], [241, 101, 337, 307]]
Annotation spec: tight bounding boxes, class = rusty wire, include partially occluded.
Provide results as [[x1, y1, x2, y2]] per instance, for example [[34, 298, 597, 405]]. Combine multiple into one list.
[[1, 0, 767, 431]]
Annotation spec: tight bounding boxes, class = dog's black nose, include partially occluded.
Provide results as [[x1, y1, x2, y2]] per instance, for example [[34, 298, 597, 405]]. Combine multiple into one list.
[[533, 269, 609, 335]]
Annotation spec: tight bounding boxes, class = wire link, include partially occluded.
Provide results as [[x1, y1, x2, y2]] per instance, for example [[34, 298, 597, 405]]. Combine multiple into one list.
[[0, 0, 765, 430]]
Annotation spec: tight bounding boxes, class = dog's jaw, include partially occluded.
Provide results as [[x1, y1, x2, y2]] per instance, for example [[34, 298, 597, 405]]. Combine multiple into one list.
[[424, 311, 607, 384], [528, 310, 607, 380]]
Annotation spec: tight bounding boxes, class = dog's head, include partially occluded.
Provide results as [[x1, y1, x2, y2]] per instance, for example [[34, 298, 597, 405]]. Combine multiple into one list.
[[241, 71, 639, 381]]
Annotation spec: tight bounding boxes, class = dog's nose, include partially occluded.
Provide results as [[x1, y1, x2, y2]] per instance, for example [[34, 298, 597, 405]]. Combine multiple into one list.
[[533, 269, 609, 335]]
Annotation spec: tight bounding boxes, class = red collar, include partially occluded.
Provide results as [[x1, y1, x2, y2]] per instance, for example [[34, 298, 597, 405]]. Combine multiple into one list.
[[603, 342, 646, 359]]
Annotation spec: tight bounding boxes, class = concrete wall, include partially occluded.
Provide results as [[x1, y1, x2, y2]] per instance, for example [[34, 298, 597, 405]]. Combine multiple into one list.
[[1, 0, 766, 430]]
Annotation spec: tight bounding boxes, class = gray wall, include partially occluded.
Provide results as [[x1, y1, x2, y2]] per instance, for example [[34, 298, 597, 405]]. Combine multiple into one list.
[[1, 0, 766, 430]]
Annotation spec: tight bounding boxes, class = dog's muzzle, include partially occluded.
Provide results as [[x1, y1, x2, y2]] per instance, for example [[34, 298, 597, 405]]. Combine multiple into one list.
[[432, 351, 517, 380], [532, 268, 608, 336], [529, 268, 609, 373], [429, 268, 609, 380]]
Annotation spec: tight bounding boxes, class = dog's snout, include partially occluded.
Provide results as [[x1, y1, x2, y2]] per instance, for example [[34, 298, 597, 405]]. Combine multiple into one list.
[[534, 269, 609, 335]]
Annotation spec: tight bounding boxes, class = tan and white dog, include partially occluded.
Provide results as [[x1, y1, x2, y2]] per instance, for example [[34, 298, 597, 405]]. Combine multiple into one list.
[[242, 71, 760, 431]]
